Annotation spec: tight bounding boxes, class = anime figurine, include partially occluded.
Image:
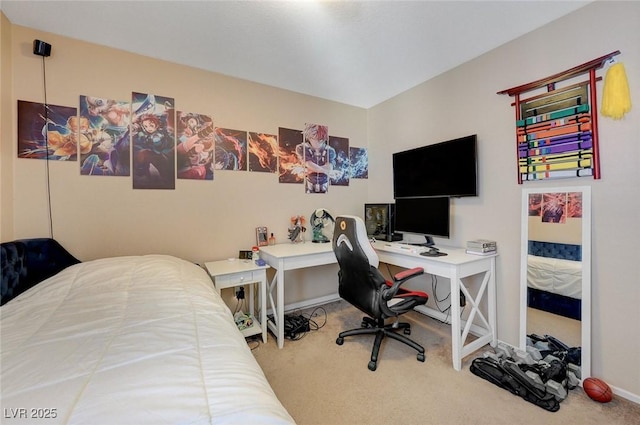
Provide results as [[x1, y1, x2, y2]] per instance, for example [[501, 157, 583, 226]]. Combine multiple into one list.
[[310, 208, 335, 243], [288, 215, 307, 243]]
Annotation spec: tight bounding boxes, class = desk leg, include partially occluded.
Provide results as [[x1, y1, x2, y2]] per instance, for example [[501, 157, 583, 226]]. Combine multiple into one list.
[[450, 269, 462, 371], [488, 259, 497, 347], [260, 272, 267, 343], [452, 259, 498, 370], [266, 261, 286, 349], [276, 262, 285, 348]]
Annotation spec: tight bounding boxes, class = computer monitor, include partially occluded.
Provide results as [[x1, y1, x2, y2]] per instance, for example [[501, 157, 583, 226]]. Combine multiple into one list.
[[393, 197, 450, 247], [364, 203, 396, 241]]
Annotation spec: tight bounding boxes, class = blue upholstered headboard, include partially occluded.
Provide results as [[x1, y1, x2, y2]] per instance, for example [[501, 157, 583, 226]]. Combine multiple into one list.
[[1, 238, 80, 306], [528, 240, 582, 261]]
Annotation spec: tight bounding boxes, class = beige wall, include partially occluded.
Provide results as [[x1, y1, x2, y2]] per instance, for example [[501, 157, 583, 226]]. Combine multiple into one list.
[[3, 1, 639, 401], [3, 21, 368, 306], [368, 1, 639, 401], [1, 12, 14, 241]]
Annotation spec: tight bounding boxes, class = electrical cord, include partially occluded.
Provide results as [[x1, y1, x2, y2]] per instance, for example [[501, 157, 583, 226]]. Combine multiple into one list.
[[431, 275, 467, 324], [41, 54, 54, 239]]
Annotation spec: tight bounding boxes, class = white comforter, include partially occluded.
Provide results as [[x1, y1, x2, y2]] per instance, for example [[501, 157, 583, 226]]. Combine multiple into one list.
[[527, 254, 582, 299], [1, 255, 294, 425]]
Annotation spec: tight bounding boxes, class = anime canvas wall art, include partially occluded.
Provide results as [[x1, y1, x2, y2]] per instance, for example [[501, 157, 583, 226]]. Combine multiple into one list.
[[214, 128, 247, 171], [567, 192, 583, 218], [18, 100, 79, 161], [349, 147, 368, 179], [297, 123, 335, 194], [79, 95, 131, 176], [529, 191, 582, 224], [278, 127, 304, 184], [131, 92, 176, 189], [329, 135, 349, 186], [541, 192, 568, 223], [248, 132, 278, 173], [176, 112, 214, 180]]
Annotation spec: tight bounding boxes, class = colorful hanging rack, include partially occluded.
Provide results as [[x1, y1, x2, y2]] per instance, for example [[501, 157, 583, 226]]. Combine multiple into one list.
[[498, 50, 620, 184]]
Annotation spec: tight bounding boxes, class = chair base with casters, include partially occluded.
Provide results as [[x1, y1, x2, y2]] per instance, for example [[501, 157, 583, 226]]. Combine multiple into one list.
[[336, 316, 425, 371]]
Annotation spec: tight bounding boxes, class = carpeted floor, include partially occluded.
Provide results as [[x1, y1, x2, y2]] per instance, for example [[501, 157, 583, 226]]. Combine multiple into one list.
[[252, 300, 640, 425]]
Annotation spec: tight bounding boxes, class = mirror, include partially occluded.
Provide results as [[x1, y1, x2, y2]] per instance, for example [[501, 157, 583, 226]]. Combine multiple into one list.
[[519, 186, 591, 381]]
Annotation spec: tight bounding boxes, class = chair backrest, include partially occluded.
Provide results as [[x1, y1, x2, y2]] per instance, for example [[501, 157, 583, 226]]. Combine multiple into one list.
[[332, 215, 386, 318]]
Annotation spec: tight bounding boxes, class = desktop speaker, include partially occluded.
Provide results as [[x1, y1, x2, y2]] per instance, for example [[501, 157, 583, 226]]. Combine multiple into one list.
[[33, 40, 52, 57]]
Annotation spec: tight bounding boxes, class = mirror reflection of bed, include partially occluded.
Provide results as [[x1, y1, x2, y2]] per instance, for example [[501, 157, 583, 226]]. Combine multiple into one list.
[[520, 187, 591, 380]]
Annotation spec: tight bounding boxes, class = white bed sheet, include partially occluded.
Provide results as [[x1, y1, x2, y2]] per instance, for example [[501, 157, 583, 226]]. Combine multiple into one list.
[[1, 255, 294, 425], [527, 254, 582, 299]]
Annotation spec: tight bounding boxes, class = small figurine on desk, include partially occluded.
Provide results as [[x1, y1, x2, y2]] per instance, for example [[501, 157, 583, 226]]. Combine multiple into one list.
[[310, 208, 335, 243], [288, 215, 306, 243]]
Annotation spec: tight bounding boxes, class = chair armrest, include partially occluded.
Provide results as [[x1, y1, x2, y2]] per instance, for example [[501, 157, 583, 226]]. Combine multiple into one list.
[[382, 267, 424, 301], [393, 267, 424, 281]]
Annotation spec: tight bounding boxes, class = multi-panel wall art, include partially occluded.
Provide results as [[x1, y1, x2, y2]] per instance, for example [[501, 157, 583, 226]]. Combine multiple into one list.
[[17, 93, 368, 193]]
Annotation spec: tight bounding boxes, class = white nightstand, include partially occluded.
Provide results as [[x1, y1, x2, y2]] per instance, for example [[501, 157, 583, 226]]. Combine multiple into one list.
[[204, 259, 269, 343]]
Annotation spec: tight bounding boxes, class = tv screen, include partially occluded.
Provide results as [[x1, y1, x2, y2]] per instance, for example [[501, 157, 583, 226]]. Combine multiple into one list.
[[394, 197, 450, 245], [393, 134, 477, 198]]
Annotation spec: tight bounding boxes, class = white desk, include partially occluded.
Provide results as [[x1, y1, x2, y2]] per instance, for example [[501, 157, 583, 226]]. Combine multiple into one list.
[[204, 259, 270, 343], [259, 241, 497, 371], [372, 242, 497, 371], [258, 243, 336, 349]]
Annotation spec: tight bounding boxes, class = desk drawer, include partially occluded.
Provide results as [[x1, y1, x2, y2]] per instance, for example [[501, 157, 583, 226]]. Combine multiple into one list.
[[215, 271, 256, 289]]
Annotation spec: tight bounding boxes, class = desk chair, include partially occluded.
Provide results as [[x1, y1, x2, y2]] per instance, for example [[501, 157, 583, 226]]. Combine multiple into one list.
[[332, 215, 429, 371]]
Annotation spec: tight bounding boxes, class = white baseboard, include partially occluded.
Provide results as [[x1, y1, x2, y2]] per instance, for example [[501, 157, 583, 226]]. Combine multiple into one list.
[[264, 293, 341, 317], [609, 385, 640, 405], [284, 293, 341, 313]]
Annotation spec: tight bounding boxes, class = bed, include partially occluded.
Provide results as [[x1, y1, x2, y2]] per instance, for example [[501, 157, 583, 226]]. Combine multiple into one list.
[[527, 240, 582, 320], [1, 239, 294, 424]]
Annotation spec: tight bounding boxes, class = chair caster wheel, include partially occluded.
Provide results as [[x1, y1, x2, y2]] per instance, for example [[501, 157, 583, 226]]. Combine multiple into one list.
[[403, 328, 411, 335], [368, 361, 377, 371], [361, 321, 369, 328], [417, 353, 425, 362], [336, 337, 344, 345]]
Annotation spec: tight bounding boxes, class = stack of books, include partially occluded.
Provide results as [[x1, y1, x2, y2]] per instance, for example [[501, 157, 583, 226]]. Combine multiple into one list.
[[466, 239, 497, 256]]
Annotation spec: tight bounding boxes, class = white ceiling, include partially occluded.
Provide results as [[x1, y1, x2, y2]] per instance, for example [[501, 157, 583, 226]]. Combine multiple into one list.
[[2, 1, 592, 108]]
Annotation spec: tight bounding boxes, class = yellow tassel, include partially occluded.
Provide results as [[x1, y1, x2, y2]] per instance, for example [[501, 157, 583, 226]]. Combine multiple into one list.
[[601, 62, 632, 120]]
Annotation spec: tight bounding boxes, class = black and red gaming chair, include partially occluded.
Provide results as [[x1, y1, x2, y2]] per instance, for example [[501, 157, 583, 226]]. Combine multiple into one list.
[[332, 215, 429, 371]]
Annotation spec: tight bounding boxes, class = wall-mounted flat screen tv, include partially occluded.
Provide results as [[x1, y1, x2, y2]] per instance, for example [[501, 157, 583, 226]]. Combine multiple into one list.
[[393, 134, 478, 198]]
